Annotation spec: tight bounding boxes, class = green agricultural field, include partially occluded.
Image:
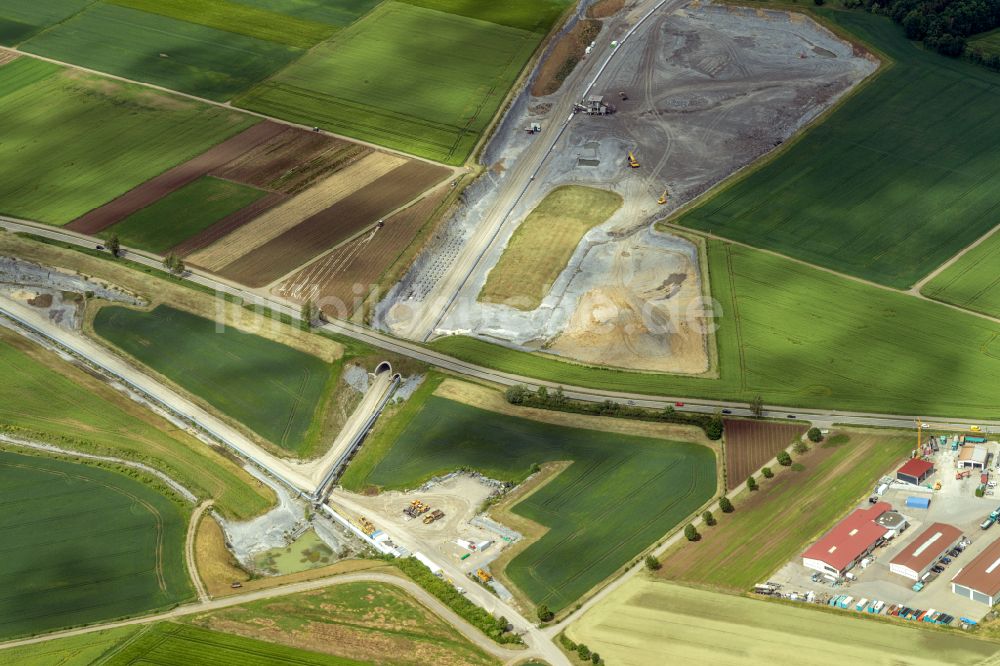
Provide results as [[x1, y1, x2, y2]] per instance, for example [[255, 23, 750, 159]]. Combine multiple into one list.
[[237, 1, 541, 164], [359, 396, 717, 612], [398, 0, 573, 32], [0, 0, 92, 44], [21, 3, 303, 101], [102, 623, 366, 665], [103, 176, 267, 254], [922, 227, 1000, 318], [676, 10, 1000, 289], [567, 578, 1000, 666], [658, 431, 911, 590], [187, 581, 498, 665], [93, 305, 336, 454], [0, 626, 141, 666], [431, 239, 1000, 418], [480, 186, 622, 309], [0, 451, 192, 640], [0, 58, 254, 224], [107, 0, 336, 49], [969, 27, 1000, 57], [227, 0, 382, 26], [0, 329, 272, 520]]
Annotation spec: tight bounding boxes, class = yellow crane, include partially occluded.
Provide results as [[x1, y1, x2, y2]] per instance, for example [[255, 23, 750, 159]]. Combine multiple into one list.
[[657, 188, 669, 205], [627, 151, 639, 168]]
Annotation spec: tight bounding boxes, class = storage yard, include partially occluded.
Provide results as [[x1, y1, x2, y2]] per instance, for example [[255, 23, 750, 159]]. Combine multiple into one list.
[[768, 428, 1000, 624]]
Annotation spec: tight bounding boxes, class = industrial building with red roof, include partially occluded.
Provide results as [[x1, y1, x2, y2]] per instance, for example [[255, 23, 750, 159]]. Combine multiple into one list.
[[896, 458, 935, 485], [952, 537, 1000, 605], [801, 502, 892, 576], [889, 522, 962, 581]]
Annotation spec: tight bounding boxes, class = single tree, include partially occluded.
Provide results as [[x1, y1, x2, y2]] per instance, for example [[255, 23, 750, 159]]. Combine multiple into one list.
[[684, 523, 700, 541], [749, 394, 764, 419], [553, 385, 566, 405], [747, 476, 758, 491], [719, 496, 734, 513], [505, 385, 529, 404], [591, 653, 602, 665], [107, 233, 121, 258], [301, 299, 317, 326], [702, 510, 716, 526], [705, 415, 724, 440], [807, 427, 824, 443], [644, 554, 662, 571], [536, 604, 553, 622], [793, 440, 809, 455], [536, 385, 548, 402], [777, 451, 793, 466], [162, 253, 185, 275], [577, 644, 591, 660], [762, 466, 774, 479], [662, 404, 675, 417]]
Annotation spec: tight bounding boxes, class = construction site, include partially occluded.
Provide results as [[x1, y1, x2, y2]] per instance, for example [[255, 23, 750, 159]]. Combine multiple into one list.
[[379, 2, 877, 372]]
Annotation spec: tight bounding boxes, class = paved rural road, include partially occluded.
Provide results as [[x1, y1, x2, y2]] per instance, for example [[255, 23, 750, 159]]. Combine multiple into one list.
[[185, 501, 213, 603], [0, 572, 533, 663], [2, 216, 995, 434]]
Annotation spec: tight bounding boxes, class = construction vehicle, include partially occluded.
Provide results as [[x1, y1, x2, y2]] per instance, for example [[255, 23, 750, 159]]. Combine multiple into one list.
[[423, 509, 445, 525], [627, 151, 639, 168], [957, 469, 972, 480], [476, 569, 493, 583], [403, 500, 430, 518], [355, 516, 376, 536], [657, 189, 669, 205]]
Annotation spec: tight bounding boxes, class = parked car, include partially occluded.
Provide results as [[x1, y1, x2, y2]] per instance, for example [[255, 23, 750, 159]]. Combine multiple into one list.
[[931, 565, 945, 574], [949, 548, 962, 557], [941, 557, 952, 565]]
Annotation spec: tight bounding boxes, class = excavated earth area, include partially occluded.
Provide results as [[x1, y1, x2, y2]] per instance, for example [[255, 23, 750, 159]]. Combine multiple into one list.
[[380, 3, 876, 373]]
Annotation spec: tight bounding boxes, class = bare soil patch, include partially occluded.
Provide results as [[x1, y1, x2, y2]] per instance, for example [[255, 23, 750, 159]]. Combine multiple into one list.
[[0, 51, 19, 67], [274, 185, 452, 318], [67, 122, 285, 234], [433, 378, 711, 445], [587, 0, 625, 19], [210, 127, 370, 195], [723, 419, 807, 490], [190, 152, 408, 271], [220, 161, 452, 288], [531, 19, 601, 97]]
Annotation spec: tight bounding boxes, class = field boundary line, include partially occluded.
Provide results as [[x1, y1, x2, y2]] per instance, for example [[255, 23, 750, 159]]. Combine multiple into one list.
[[913, 221, 1000, 294]]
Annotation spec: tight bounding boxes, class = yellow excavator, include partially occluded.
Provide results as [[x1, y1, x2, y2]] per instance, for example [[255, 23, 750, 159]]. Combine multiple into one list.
[[657, 188, 669, 205], [627, 151, 639, 168]]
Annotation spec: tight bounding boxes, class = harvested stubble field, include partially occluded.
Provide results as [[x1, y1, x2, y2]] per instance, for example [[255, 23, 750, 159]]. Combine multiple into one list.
[[93, 305, 337, 455], [219, 160, 451, 287], [658, 431, 911, 591], [356, 394, 716, 612], [479, 186, 622, 310], [275, 185, 452, 317], [922, 226, 1000, 318], [0, 58, 253, 225], [19, 3, 303, 101], [67, 121, 283, 235], [567, 578, 999, 666], [677, 10, 1000, 289], [432, 239, 1000, 418], [187, 581, 499, 666], [0, 451, 191, 640], [0, 327, 272, 520], [101, 623, 367, 665], [190, 152, 408, 271], [237, 2, 542, 164], [723, 419, 807, 490], [102, 176, 267, 254]]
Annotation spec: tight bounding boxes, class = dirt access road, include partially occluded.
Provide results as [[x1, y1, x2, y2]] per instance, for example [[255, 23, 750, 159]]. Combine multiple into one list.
[[0, 572, 531, 664]]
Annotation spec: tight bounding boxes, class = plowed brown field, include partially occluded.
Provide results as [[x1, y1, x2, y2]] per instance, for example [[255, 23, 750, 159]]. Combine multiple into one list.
[[274, 185, 451, 317], [724, 419, 807, 489], [189, 152, 408, 271], [67, 121, 284, 234], [220, 161, 450, 287], [211, 127, 369, 194]]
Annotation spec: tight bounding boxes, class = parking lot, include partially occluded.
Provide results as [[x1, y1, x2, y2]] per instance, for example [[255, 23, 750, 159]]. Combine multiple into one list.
[[770, 435, 1000, 622]]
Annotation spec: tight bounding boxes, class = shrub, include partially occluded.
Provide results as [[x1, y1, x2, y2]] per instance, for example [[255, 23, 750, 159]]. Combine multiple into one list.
[[807, 427, 823, 442], [747, 476, 758, 491], [577, 644, 591, 660], [592, 653, 602, 664], [537, 603, 554, 622], [505, 385, 529, 404], [684, 523, 700, 541], [793, 440, 809, 455], [761, 467, 773, 478], [645, 554, 662, 571], [702, 510, 716, 526], [777, 451, 793, 466], [719, 496, 734, 513], [705, 415, 724, 440]]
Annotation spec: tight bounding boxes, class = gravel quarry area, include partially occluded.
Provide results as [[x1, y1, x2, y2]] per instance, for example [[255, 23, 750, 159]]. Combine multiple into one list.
[[379, 2, 876, 372]]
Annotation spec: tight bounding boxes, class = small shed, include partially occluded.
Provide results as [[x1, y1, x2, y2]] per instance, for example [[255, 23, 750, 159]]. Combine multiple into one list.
[[906, 496, 931, 510], [897, 459, 935, 485]]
